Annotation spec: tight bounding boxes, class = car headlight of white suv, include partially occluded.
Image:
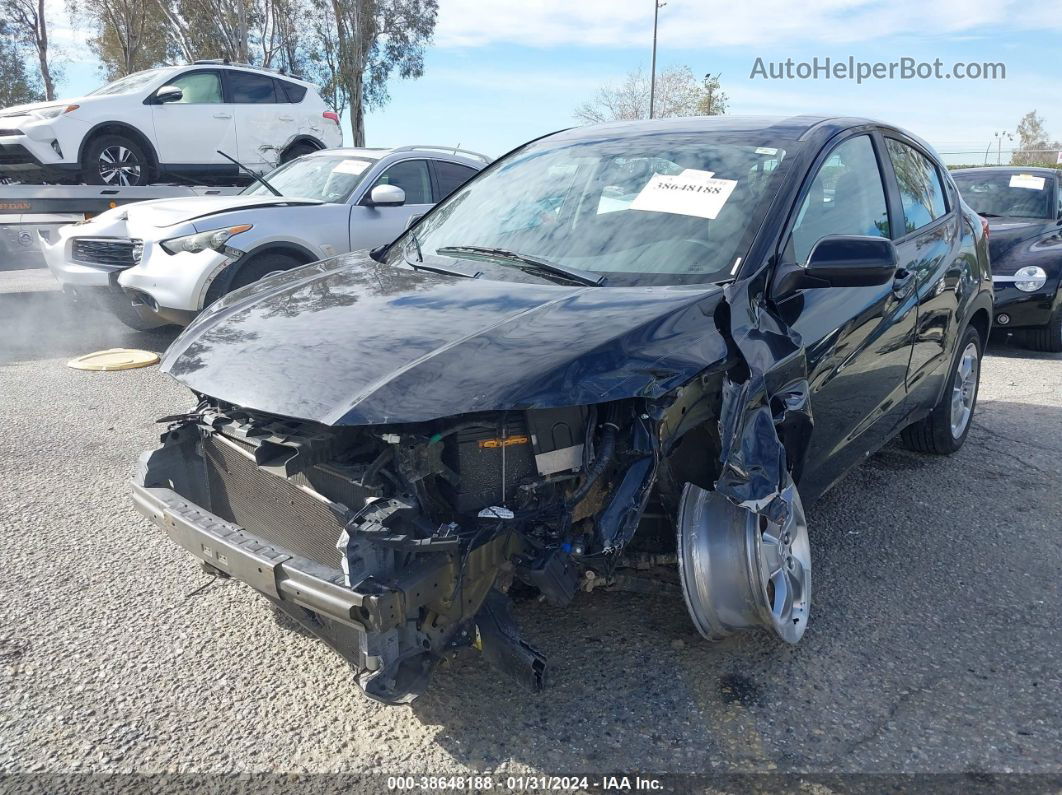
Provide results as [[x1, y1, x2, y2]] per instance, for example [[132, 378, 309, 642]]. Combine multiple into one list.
[[31, 104, 79, 120], [1014, 265, 1048, 292], [160, 224, 253, 256]]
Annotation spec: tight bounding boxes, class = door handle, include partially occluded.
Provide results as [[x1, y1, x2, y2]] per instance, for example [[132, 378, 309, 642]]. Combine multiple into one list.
[[278, 115, 295, 122], [892, 268, 915, 297], [213, 113, 232, 119]]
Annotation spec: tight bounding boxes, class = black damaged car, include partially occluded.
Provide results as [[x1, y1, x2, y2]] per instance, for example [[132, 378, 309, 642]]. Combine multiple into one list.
[[952, 166, 1062, 352], [133, 116, 993, 703]]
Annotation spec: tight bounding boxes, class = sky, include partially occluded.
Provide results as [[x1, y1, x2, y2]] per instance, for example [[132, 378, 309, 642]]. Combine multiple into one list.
[[50, 0, 1062, 166]]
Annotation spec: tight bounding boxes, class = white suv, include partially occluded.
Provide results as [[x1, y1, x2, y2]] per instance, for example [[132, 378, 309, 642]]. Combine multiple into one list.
[[0, 61, 342, 186]]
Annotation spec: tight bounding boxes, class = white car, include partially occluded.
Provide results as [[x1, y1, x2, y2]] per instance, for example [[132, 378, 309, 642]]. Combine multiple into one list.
[[0, 60, 342, 186], [41, 146, 487, 328]]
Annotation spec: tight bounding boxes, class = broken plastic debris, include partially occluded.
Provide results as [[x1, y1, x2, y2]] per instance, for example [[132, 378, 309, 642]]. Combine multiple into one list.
[[478, 506, 515, 520]]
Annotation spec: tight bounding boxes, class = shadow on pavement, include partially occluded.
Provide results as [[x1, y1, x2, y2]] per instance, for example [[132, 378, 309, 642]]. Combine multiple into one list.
[[408, 401, 1061, 773], [986, 332, 1062, 361], [0, 289, 180, 366]]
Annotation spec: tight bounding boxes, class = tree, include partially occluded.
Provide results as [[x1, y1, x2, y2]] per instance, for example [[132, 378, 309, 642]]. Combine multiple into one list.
[[156, 0, 251, 64], [574, 65, 727, 124], [328, 0, 438, 146], [305, 0, 345, 115], [1, 0, 59, 99], [70, 0, 172, 79], [1011, 110, 1060, 167], [0, 19, 43, 106], [695, 72, 727, 116]]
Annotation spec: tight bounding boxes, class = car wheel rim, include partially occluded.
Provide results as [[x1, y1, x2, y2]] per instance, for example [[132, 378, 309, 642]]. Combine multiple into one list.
[[949, 341, 979, 439], [99, 146, 142, 186], [677, 480, 811, 644]]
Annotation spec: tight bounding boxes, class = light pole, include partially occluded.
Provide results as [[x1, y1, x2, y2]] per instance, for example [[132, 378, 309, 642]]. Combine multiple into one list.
[[993, 131, 1013, 165], [649, 1, 666, 119]]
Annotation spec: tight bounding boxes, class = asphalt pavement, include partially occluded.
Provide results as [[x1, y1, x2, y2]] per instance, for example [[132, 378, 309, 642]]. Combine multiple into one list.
[[1, 272, 1059, 781]]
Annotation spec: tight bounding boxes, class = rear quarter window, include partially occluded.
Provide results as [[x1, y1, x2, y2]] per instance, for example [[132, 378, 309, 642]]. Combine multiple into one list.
[[279, 81, 307, 103]]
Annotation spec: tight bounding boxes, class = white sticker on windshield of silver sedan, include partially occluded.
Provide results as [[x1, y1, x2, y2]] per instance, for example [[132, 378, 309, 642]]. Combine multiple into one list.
[[1009, 174, 1046, 190], [629, 168, 738, 219], [334, 159, 370, 175]]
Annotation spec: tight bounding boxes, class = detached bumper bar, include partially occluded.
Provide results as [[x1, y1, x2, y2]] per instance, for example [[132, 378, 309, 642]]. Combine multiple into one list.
[[130, 482, 376, 625]]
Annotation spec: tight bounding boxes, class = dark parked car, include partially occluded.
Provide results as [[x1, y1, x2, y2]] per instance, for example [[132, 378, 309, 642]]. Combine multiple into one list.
[[952, 166, 1062, 351], [133, 116, 992, 703]]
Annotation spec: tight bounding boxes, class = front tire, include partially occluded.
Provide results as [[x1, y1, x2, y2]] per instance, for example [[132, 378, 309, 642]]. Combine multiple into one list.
[[901, 324, 982, 455], [203, 251, 304, 307], [1017, 306, 1062, 353], [81, 134, 151, 186]]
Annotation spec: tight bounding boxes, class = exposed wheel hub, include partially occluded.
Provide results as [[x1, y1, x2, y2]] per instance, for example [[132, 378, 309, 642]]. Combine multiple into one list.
[[677, 479, 811, 644]]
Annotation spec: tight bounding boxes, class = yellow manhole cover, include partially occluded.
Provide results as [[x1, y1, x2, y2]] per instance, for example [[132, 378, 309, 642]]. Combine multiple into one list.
[[67, 348, 160, 371]]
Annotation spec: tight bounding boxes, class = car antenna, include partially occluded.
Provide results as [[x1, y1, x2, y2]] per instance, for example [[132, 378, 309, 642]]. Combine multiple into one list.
[[216, 150, 283, 197]]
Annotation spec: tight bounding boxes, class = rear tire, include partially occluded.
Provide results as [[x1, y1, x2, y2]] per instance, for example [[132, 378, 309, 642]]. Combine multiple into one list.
[[901, 324, 982, 455], [1017, 307, 1062, 353], [281, 142, 319, 164], [204, 251, 304, 307], [81, 134, 151, 186]]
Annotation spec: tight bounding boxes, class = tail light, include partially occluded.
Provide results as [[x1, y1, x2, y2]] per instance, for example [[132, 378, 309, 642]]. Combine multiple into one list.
[[980, 215, 990, 239], [323, 111, 340, 124]]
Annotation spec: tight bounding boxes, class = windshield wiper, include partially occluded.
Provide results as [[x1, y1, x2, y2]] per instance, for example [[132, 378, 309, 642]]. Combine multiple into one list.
[[978, 212, 1003, 217], [407, 229, 423, 262], [403, 233, 479, 278], [409, 261, 482, 279], [217, 150, 283, 197], [437, 245, 605, 286]]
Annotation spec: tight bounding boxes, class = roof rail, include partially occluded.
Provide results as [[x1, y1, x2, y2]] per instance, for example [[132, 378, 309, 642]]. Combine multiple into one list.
[[389, 145, 492, 163], [190, 59, 299, 78]]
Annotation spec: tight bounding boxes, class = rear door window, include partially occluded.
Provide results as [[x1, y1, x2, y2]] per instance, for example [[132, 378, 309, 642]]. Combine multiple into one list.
[[433, 161, 479, 201], [227, 71, 278, 104], [885, 139, 948, 233]]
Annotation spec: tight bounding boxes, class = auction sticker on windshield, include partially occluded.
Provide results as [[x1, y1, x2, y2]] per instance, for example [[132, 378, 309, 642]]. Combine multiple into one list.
[[630, 168, 738, 219], [1009, 174, 1046, 190], [334, 159, 371, 175]]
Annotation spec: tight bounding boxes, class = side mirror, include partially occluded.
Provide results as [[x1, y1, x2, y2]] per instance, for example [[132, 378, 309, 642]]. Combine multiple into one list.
[[776, 235, 898, 294], [154, 85, 184, 104], [367, 184, 405, 207]]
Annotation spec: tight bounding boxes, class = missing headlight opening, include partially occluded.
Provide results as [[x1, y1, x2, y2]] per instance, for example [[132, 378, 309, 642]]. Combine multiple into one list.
[[136, 366, 792, 704]]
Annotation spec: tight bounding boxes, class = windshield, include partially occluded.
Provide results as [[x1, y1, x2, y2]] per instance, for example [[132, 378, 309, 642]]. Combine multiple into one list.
[[89, 69, 174, 96], [391, 131, 791, 286], [953, 171, 1056, 219], [241, 155, 376, 202]]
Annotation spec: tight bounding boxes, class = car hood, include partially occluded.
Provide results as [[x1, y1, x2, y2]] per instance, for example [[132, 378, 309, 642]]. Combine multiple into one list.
[[985, 217, 1059, 273], [118, 195, 323, 229], [162, 253, 730, 426]]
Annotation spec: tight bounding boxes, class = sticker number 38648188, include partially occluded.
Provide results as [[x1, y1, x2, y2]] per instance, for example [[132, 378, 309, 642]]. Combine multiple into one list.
[[630, 168, 738, 219]]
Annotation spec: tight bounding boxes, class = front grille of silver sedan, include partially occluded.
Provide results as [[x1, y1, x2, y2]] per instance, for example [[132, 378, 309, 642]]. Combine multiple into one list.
[[71, 238, 143, 268]]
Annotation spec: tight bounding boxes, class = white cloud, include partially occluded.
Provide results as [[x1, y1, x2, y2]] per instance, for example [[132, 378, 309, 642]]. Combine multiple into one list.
[[436, 0, 1062, 49]]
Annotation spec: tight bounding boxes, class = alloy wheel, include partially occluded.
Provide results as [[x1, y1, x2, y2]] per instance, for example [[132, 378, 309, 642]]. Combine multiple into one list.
[[949, 341, 979, 439], [677, 479, 811, 644], [99, 146, 142, 186]]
